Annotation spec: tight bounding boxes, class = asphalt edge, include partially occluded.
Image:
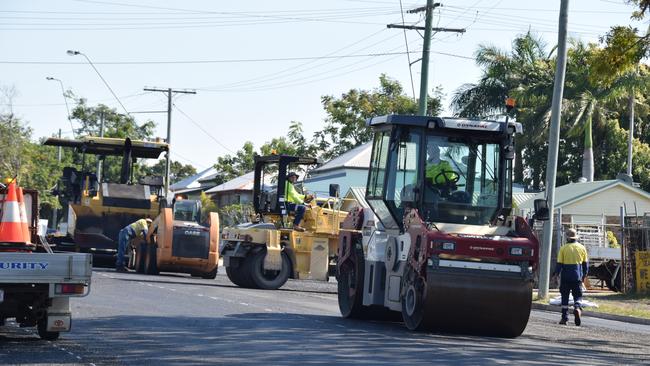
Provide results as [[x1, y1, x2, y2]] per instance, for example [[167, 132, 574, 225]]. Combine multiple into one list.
[[532, 303, 650, 326]]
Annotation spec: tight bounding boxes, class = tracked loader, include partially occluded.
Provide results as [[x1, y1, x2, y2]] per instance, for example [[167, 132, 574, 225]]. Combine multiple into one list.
[[43, 136, 168, 260], [337, 111, 548, 337], [135, 198, 219, 278], [220, 155, 348, 289]]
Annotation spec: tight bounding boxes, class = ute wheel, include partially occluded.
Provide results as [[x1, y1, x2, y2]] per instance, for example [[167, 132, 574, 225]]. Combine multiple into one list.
[[250, 250, 290, 290], [401, 267, 427, 330], [145, 243, 159, 275], [37, 317, 60, 341], [201, 266, 218, 280], [135, 243, 146, 274], [337, 241, 366, 319]]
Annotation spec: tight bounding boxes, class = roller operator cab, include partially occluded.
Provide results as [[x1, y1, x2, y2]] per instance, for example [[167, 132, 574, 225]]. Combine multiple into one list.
[[220, 155, 348, 290], [337, 114, 542, 338]]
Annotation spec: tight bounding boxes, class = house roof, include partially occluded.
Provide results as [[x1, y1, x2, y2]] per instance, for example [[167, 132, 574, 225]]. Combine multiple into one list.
[[312, 142, 372, 173], [518, 179, 650, 210], [170, 166, 218, 192], [205, 171, 254, 193]]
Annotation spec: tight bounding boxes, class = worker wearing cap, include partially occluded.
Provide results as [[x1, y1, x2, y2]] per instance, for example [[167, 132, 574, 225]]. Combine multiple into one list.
[[285, 172, 312, 232], [116, 218, 152, 272], [553, 228, 589, 326]]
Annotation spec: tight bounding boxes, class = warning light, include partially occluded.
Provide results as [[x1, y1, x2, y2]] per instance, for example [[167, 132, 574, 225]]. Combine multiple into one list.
[[271, 149, 278, 155], [505, 98, 515, 110]]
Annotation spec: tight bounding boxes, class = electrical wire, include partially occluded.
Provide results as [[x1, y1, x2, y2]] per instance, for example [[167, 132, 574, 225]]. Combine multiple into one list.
[[399, 0, 417, 101], [171, 103, 237, 154]]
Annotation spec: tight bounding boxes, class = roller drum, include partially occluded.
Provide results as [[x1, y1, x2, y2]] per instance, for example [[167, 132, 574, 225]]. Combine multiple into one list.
[[406, 267, 533, 338]]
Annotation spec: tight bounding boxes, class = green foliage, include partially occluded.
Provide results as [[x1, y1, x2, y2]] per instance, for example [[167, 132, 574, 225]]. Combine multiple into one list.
[[141, 160, 196, 184], [69, 98, 158, 183], [219, 203, 254, 227], [316, 74, 440, 160], [453, 31, 650, 191], [0, 108, 63, 209], [199, 191, 218, 223], [607, 230, 620, 248], [212, 141, 256, 185]]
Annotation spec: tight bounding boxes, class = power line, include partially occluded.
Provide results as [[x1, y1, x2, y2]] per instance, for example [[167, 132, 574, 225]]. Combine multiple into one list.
[[171, 103, 237, 155], [399, 0, 417, 101], [0, 51, 420, 65]]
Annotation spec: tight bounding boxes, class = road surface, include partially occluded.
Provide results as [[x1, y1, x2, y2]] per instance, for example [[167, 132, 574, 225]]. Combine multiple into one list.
[[1, 269, 648, 365]]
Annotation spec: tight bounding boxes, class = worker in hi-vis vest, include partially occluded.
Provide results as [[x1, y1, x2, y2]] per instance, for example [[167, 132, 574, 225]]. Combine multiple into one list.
[[553, 228, 589, 326], [285, 172, 313, 232], [116, 218, 152, 272]]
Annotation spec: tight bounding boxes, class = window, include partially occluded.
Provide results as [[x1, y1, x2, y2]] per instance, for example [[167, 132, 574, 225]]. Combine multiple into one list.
[[367, 131, 390, 198], [385, 129, 421, 223]]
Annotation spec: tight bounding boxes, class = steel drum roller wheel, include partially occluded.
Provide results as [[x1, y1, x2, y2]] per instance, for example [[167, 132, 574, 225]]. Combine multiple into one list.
[[337, 238, 367, 319], [401, 277, 426, 330]]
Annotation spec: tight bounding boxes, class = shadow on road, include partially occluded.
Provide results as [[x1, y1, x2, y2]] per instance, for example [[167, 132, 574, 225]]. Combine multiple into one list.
[[64, 312, 648, 366]]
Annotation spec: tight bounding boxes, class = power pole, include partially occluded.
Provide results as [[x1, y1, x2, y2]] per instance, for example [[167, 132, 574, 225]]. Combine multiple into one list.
[[95, 111, 105, 183], [627, 92, 635, 178], [539, 0, 570, 300], [143, 87, 196, 198], [387, 1, 465, 115], [52, 128, 62, 230]]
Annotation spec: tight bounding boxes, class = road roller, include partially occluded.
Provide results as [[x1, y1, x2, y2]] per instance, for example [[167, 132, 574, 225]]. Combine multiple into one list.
[[336, 112, 547, 337]]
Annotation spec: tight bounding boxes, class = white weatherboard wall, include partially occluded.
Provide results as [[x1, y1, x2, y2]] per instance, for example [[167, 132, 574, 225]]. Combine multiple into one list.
[[305, 169, 368, 198], [562, 185, 650, 216]]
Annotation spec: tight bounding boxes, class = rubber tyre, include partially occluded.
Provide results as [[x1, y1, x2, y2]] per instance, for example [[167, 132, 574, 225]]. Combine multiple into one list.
[[127, 246, 136, 270], [145, 243, 159, 275], [37, 317, 60, 341], [135, 242, 146, 274], [337, 244, 366, 319], [225, 256, 255, 288], [201, 266, 218, 279], [250, 250, 290, 290]]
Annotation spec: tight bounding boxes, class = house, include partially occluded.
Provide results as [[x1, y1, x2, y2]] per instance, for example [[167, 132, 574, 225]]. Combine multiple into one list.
[[518, 179, 650, 222], [170, 166, 219, 200], [304, 142, 372, 197], [205, 171, 274, 207]]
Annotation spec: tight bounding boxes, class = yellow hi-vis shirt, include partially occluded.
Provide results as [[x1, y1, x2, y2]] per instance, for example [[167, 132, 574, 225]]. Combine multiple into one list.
[[128, 219, 150, 237], [554, 242, 589, 282], [285, 181, 305, 204], [426, 160, 458, 185]]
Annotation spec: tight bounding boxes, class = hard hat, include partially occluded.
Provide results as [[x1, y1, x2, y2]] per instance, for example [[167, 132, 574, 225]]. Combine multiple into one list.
[[287, 172, 299, 179], [145, 218, 153, 224], [566, 228, 579, 240]]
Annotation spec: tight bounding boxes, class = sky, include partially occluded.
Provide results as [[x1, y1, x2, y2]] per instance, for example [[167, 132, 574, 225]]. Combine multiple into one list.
[[0, 0, 646, 171]]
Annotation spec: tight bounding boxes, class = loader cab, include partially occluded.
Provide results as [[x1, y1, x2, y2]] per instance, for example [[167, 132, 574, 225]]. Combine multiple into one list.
[[365, 115, 521, 230], [172, 199, 201, 224], [252, 155, 318, 217]]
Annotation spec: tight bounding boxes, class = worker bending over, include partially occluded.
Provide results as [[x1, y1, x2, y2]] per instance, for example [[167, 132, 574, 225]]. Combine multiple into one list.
[[116, 218, 152, 272]]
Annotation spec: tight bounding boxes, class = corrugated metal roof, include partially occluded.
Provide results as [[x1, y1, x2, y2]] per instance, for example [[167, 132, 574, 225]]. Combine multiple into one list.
[[513, 192, 538, 208], [170, 166, 218, 192], [517, 180, 650, 209], [312, 142, 372, 173], [205, 171, 273, 194]]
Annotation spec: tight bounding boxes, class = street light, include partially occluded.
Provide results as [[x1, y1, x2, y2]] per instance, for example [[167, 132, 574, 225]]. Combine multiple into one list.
[[45, 76, 74, 136], [66, 49, 130, 116]]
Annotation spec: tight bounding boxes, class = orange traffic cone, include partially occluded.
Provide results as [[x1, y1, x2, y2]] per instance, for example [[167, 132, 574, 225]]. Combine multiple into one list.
[[16, 187, 31, 244], [0, 182, 27, 244]]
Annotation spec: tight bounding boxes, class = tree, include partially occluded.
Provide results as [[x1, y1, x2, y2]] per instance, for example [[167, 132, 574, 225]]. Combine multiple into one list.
[[141, 160, 196, 184], [452, 31, 650, 190], [0, 87, 65, 210], [212, 142, 256, 185], [69, 98, 157, 182], [316, 74, 441, 160]]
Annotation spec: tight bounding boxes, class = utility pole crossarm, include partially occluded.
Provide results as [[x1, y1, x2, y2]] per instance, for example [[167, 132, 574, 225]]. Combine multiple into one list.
[[143, 86, 197, 198], [387, 24, 465, 33]]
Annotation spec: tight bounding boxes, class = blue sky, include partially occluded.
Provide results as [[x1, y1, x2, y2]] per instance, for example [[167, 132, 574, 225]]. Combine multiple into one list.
[[0, 0, 644, 170]]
